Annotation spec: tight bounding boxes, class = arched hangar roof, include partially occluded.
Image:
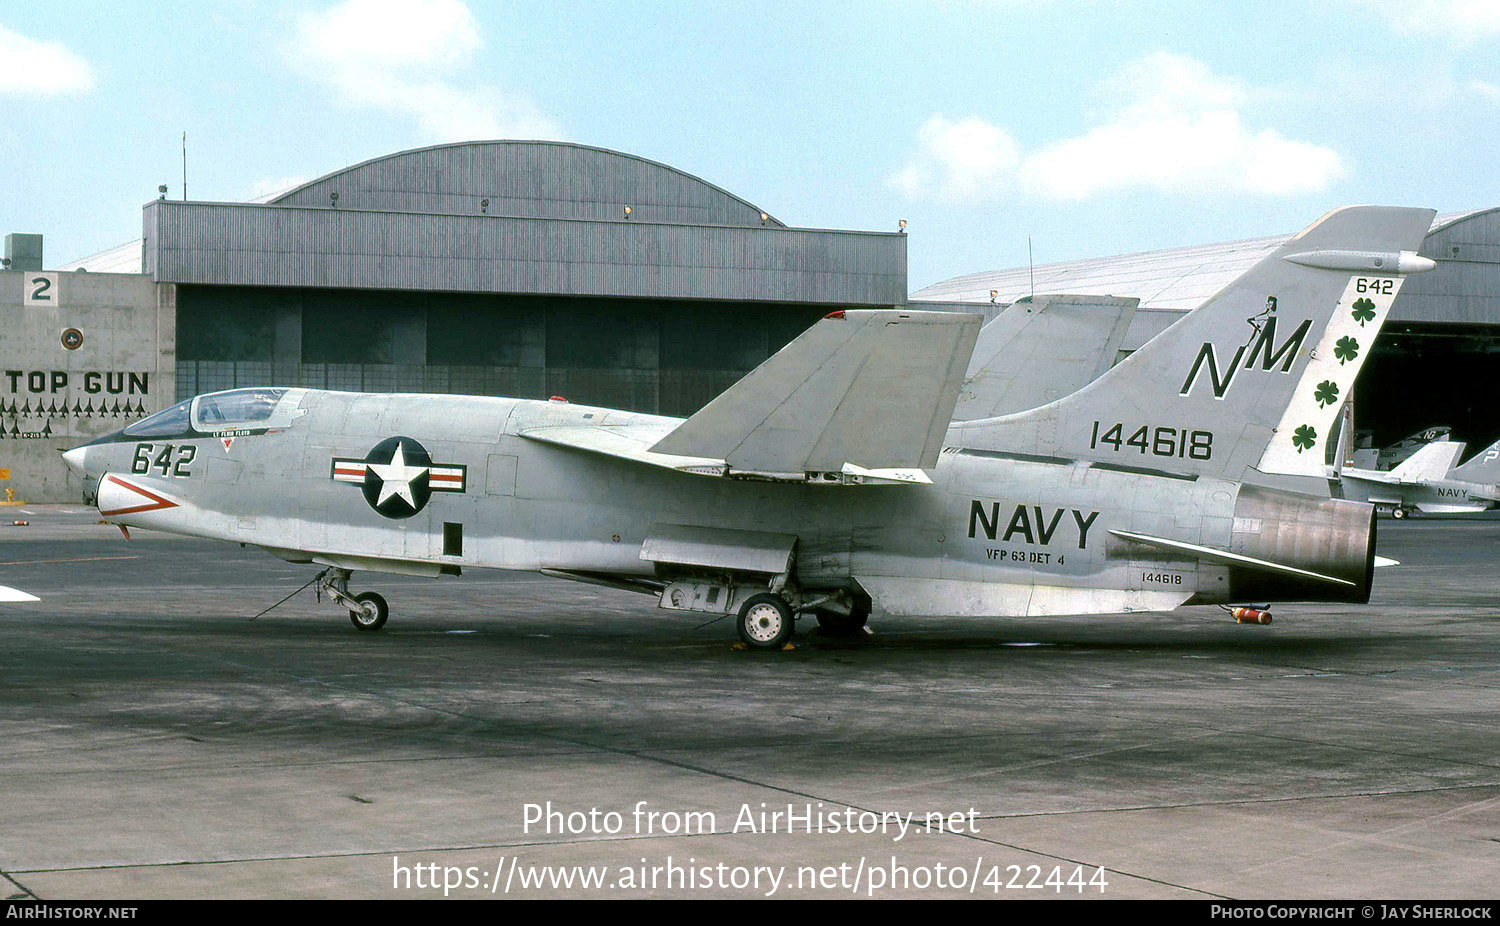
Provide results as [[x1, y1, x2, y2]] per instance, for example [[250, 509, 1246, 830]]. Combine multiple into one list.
[[911, 208, 1498, 312], [268, 140, 784, 228]]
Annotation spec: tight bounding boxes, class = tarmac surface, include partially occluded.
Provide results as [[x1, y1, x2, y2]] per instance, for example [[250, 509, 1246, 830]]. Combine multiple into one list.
[[0, 506, 1497, 899]]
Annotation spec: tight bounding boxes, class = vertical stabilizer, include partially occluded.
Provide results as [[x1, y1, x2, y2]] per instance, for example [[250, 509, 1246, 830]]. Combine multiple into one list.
[[946, 206, 1437, 481], [1450, 438, 1500, 483]]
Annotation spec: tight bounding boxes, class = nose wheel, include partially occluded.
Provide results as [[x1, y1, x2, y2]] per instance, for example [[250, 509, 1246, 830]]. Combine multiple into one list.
[[317, 568, 391, 631], [348, 591, 389, 631]]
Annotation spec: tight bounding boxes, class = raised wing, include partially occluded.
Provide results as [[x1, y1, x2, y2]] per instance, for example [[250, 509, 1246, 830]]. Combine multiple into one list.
[[650, 309, 981, 473]]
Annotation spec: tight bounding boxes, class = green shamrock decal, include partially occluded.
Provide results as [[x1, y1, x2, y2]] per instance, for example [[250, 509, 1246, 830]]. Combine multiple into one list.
[[1351, 297, 1376, 326], [1334, 336, 1360, 364], [1313, 380, 1340, 407], [1292, 425, 1318, 453]]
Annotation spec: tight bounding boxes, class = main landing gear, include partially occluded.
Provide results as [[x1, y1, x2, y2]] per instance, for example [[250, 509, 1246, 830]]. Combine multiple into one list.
[[316, 567, 389, 631], [737, 594, 795, 648], [733, 590, 872, 649]]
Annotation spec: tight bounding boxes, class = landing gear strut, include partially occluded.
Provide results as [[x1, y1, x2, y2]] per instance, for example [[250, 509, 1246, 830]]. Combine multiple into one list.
[[317, 568, 389, 631]]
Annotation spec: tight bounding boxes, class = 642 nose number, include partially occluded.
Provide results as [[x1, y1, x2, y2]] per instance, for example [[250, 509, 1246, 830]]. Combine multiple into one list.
[[1090, 422, 1213, 460], [131, 442, 196, 477]]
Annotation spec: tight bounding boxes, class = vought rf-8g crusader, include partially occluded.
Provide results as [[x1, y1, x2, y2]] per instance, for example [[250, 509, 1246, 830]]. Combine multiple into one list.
[[62, 206, 1436, 647]]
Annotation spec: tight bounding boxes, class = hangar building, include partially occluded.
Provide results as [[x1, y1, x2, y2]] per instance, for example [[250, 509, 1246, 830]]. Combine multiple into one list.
[[2, 141, 907, 502], [910, 208, 1500, 454]]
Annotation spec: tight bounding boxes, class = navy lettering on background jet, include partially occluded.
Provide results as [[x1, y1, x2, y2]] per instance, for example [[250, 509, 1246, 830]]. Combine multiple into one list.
[[968, 501, 1099, 549]]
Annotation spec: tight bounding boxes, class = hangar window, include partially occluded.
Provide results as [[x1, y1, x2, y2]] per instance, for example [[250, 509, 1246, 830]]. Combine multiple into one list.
[[177, 289, 276, 361], [301, 291, 420, 364]]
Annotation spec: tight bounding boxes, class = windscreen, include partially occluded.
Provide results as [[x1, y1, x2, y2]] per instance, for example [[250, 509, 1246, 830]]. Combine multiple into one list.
[[122, 398, 193, 438]]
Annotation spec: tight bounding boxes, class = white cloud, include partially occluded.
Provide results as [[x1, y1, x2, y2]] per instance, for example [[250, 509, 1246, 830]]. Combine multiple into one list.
[[290, 0, 563, 141], [890, 52, 1344, 202], [0, 25, 95, 97], [890, 116, 1022, 201], [1351, 0, 1500, 45]]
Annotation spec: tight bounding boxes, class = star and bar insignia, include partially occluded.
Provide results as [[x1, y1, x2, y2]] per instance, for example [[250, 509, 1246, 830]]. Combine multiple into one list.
[[331, 436, 466, 519]]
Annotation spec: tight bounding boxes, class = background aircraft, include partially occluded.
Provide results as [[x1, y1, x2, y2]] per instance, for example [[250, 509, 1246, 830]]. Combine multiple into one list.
[[1335, 436, 1500, 518], [62, 205, 1436, 647], [1350, 425, 1452, 472]]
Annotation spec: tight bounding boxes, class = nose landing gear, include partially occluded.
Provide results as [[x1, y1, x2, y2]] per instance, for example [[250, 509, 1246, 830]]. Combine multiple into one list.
[[317, 567, 389, 631]]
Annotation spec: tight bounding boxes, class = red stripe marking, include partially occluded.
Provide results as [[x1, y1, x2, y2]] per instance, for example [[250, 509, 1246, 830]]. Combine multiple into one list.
[[99, 475, 180, 517]]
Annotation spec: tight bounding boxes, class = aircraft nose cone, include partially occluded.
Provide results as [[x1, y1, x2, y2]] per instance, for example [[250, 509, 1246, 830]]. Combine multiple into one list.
[[61, 446, 88, 476]]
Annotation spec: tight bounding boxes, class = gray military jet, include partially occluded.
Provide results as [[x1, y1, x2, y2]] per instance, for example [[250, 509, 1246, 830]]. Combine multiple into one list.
[[1351, 425, 1452, 472], [62, 205, 1435, 647], [1336, 437, 1500, 518]]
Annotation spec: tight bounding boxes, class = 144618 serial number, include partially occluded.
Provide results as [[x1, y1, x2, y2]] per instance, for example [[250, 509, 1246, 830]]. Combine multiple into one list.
[[1090, 422, 1213, 460]]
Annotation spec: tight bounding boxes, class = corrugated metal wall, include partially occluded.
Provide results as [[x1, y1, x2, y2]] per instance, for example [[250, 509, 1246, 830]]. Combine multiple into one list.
[[146, 201, 905, 306]]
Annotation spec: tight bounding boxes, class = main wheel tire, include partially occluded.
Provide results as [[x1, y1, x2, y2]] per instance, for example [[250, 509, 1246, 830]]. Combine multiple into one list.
[[1392, 507, 1407, 519], [737, 593, 794, 648], [349, 591, 389, 631], [814, 606, 870, 635]]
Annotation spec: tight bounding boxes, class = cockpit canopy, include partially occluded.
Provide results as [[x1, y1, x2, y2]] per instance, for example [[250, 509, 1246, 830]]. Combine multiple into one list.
[[121, 388, 301, 440]]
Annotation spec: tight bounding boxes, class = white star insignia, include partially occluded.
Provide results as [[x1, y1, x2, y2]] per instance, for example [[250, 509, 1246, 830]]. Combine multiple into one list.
[[367, 440, 428, 509]]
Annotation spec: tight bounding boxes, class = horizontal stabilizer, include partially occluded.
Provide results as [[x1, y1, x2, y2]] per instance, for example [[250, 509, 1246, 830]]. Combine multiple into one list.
[[1387, 440, 1464, 482], [1109, 529, 1356, 587], [651, 309, 981, 473], [0, 585, 39, 603]]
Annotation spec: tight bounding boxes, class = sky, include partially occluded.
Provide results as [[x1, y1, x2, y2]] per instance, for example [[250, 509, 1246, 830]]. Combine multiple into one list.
[[2, 0, 1498, 290]]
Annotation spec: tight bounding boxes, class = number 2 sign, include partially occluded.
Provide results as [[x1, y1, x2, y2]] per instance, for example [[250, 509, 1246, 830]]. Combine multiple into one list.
[[23, 273, 59, 307]]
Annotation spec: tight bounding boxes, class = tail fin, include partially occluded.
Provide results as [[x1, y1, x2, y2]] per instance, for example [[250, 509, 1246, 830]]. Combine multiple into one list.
[[1387, 440, 1465, 482], [953, 294, 1138, 421], [947, 205, 1437, 481], [1450, 437, 1500, 483]]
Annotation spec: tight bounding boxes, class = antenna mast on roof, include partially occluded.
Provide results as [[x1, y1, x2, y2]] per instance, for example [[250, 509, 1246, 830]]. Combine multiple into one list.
[[1028, 237, 1034, 299], [182, 132, 187, 201]]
